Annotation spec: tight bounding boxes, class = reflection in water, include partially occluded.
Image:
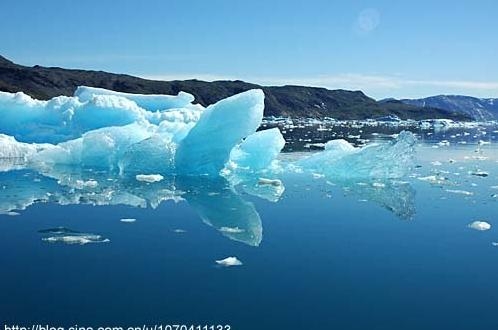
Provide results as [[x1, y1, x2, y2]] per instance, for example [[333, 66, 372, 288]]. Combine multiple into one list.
[[340, 180, 416, 220], [0, 159, 417, 245], [178, 176, 263, 246]]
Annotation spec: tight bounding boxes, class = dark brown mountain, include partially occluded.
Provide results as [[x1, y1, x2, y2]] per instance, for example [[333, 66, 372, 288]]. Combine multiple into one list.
[[0, 55, 470, 120]]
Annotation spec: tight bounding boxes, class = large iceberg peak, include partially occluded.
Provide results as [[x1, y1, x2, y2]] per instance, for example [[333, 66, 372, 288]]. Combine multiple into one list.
[[175, 89, 265, 175]]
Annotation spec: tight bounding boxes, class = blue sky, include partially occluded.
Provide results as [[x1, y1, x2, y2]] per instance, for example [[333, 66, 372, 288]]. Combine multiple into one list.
[[1, 0, 497, 99]]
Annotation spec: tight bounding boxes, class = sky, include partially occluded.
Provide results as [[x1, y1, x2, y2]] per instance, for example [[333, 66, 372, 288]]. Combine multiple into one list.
[[1, 0, 497, 99]]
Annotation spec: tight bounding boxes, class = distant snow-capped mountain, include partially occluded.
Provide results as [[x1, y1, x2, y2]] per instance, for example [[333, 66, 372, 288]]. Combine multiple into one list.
[[401, 95, 498, 121]]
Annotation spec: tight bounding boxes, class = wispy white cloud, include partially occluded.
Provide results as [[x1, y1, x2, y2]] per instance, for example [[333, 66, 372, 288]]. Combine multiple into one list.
[[140, 73, 498, 99]]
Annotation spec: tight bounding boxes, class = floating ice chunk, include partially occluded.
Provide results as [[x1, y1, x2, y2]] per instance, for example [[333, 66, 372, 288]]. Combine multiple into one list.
[[42, 235, 110, 245], [216, 256, 243, 267], [228, 128, 285, 172], [220, 227, 245, 233], [175, 90, 264, 175], [173, 229, 187, 233], [39, 227, 110, 245], [431, 161, 443, 166], [120, 218, 137, 223], [446, 189, 474, 196], [0, 91, 149, 143], [297, 131, 416, 180], [239, 177, 285, 203], [74, 86, 195, 111], [418, 175, 448, 184], [136, 174, 164, 183], [324, 139, 356, 152], [74, 179, 98, 189], [468, 221, 491, 231], [492, 242, 498, 246]]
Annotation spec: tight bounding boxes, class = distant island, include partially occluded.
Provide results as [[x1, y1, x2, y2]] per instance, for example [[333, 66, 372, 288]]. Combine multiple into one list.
[[0, 55, 479, 121]]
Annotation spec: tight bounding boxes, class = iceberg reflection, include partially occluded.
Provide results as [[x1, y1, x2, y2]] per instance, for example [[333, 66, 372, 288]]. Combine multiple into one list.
[[340, 180, 416, 220], [0, 166, 268, 246], [0, 162, 417, 245], [178, 176, 262, 246]]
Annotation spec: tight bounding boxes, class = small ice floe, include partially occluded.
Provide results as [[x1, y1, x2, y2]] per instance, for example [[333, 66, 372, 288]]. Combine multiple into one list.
[[42, 235, 110, 245], [418, 175, 447, 184], [492, 242, 498, 247], [438, 140, 450, 146], [431, 161, 443, 166], [215, 256, 243, 267], [135, 174, 164, 183], [258, 178, 283, 187], [6, 211, 20, 216], [446, 189, 474, 196], [470, 170, 489, 177], [173, 229, 187, 233], [74, 179, 98, 189], [120, 218, 136, 223], [220, 226, 245, 233], [372, 182, 385, 188], [468, 221, 491, 231], [39, 227, 110, 245]]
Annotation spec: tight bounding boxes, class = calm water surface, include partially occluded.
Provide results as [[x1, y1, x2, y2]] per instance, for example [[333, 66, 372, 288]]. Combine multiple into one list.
[[1, 127, 497, 330]]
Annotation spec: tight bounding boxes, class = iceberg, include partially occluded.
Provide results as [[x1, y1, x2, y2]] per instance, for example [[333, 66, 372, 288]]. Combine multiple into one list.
[[175, 89, 265, 175], [0, 86, 420, 233], [215, 256, 243, 267], [135, 174, 164, 183], [296, 131, 416, 179], [0, 87, 278, 177], [0, 88, 202, 144], [468, 221, 491, 231], [74, 86, 195, 111], [0, 86, 416, 180], [228, 128, 286, 172], [39, 227, 110, 245]]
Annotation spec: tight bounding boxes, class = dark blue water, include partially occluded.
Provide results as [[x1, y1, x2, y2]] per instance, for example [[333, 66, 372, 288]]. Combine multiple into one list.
[[1, 139, 497, 330]]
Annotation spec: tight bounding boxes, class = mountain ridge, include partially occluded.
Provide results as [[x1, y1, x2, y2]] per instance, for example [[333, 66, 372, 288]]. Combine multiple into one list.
[[400, 95, 498, 121], [0, 55, 470, 121]]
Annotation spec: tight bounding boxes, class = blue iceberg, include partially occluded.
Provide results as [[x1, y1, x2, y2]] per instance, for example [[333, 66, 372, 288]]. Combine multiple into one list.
[[0, 84, 419, 241], [0, 86, 416, 181]]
